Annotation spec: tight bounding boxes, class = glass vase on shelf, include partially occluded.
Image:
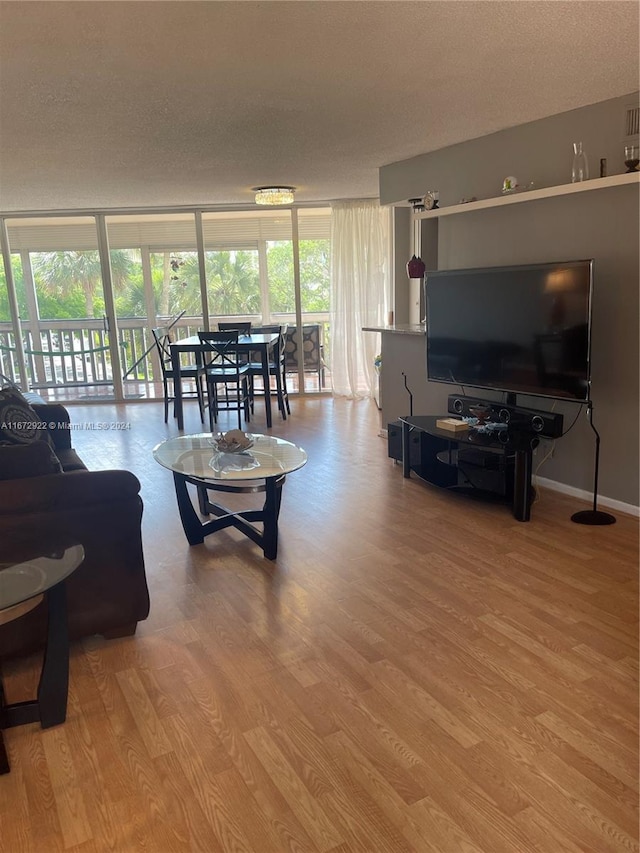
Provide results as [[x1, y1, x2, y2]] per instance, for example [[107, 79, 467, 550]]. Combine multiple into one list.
[[624, 144, 639, 173], [571, 141, 589, 183]]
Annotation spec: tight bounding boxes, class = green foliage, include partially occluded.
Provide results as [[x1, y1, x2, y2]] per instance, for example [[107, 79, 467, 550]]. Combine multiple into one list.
[[0, 255, 25, 322], [267, 240, 330, 313], [267, 242, 295, 312], [1, 241, 330, 325], [205, 251, 261, 315], [300, 240, 330, 312], [30, 249, 134, 319]]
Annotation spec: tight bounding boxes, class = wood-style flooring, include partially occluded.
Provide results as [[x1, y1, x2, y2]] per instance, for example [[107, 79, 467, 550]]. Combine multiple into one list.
[[1, 397, 638, 852]]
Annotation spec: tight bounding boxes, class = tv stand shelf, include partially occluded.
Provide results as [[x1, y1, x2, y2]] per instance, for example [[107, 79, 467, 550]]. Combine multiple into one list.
[[400, 416, 537, 522]]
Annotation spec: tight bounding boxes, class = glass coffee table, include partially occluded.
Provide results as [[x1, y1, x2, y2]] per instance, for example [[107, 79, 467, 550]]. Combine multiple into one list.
[[153, 433, 307, 560], [0, 544, 85, 774]]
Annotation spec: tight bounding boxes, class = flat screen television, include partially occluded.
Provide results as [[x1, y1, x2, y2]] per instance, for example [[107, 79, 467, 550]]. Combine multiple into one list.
[[425, 260, 593, 402]]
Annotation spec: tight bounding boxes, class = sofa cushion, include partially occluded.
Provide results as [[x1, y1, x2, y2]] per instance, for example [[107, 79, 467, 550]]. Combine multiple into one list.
[[0, 375, 45, 405], [22, 391, 47, 406], [0, 442, 62, 481], [0, 386, 62, 472], [56, 448, 88, 472], [31, 403, 73, 451], [0, 386, 55, 447]]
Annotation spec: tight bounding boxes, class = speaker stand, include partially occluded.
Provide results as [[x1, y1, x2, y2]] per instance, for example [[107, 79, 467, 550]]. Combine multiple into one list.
[[571, 402, 615, 525]]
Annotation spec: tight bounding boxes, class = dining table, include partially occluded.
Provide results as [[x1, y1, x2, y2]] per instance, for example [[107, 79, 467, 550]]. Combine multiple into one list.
[[169, 332, 280, 430]]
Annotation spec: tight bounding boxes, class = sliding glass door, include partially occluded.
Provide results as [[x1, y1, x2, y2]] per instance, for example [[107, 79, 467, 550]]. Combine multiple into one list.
[[202, 210, 290, 325], [105, 213, 203, 400], [1, 206, 332, 400], [4, 216, 115, 400]]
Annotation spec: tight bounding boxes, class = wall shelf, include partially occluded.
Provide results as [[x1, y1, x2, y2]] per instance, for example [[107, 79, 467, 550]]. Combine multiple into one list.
[[413, 172, 639, 220]]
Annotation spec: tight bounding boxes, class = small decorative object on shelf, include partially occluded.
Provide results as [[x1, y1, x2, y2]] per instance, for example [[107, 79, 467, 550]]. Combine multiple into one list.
[[571, 141, 589, 182], [502, 176, 518, 194], [459, 196, 478, 204], [406, 254, 426, 279], [599, 158, 607, 178], [624, 144, 639, 173], [408, 197, 425, 212], [424, 191, 439, 210]]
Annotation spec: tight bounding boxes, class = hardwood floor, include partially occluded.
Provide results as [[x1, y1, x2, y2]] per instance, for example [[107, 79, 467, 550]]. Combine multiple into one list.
[[1, 397, 638, 852]]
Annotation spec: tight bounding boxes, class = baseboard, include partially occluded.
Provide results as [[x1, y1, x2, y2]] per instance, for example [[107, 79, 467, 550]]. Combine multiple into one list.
[[536, 476, 640, 519]]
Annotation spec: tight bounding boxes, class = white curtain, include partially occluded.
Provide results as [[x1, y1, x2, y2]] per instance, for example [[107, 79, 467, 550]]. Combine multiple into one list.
[[329, 199, 392, 399]]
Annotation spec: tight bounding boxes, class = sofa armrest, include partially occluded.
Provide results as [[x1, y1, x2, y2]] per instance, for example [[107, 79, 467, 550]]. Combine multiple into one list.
[[31, 403, 73, 450], [0, 466, 149, 662], [0, 468, 141, 515]]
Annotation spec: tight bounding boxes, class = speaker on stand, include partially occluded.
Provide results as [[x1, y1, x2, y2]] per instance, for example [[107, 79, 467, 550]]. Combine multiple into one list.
[[571, 402, 615, 526]]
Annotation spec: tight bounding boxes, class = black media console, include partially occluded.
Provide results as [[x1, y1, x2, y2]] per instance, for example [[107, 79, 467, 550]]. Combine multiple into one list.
[[396, 415, 539, 522]]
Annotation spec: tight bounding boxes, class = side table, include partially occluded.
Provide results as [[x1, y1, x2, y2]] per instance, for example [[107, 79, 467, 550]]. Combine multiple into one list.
[[0, 544, 84, 774]]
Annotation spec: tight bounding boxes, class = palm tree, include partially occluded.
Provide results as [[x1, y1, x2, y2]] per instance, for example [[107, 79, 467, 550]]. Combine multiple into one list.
[[204, 250, 261, 315], [32, 250, 133, 318]]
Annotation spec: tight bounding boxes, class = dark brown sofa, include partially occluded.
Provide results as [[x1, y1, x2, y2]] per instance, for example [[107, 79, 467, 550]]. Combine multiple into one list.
[[0, 402, 150, 661]]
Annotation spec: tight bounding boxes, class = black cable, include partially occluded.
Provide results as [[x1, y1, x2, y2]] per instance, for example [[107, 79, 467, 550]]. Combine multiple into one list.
[[560, 403, 585, 437]]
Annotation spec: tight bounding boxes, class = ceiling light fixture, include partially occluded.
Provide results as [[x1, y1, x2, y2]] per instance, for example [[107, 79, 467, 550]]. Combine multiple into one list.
[[253, 186, 295, 206]]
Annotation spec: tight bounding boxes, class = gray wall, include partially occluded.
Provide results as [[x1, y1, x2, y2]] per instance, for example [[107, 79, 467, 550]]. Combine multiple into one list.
[[380, 93, 639, 207], [380, 93, 639, 508], [393, 207, 411, 324]]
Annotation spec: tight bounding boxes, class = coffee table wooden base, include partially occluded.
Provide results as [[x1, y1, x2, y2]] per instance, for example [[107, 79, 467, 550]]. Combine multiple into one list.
[[173, 472, 285, 560]]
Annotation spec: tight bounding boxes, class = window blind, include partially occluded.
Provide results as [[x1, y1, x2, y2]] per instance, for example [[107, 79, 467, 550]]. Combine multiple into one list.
[[6, 209, 331, 252]]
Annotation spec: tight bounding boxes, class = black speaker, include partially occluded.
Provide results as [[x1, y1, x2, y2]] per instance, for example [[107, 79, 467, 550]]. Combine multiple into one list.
[[387, 421, 403, 461], [447, 395, 564, 438], [499, 406, 564, 438], [447, 394, 499, 418], [387, 421, 422, 465]]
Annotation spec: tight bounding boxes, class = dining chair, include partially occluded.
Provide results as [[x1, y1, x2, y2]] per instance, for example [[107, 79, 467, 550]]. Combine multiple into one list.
[[151, 327, 205, 424], [197, 331, 251, 430], [247, 325, 290, 420], [284, 324, 326, 390], [218, 321, 252, 333], [217, 322, 251, 364]]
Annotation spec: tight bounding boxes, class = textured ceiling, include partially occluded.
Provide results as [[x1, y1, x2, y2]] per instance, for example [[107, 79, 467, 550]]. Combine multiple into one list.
[[0, 1, 638, 212]]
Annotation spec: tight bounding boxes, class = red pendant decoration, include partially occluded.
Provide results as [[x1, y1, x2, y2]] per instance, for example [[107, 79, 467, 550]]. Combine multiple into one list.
[[406, 254, 426, 279]]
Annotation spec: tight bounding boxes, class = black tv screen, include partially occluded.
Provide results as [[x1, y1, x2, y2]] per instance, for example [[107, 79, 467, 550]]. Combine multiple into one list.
[[425, 260, 593, 402]]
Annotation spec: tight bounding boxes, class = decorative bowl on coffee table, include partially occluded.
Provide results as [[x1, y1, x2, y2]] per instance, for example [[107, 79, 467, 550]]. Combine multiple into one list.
[[208, 432, 254, 453], [469, 405, 493, 425]]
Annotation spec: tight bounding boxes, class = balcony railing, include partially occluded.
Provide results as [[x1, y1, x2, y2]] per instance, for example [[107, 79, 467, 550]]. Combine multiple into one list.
[[0, 314, 330, 398]]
